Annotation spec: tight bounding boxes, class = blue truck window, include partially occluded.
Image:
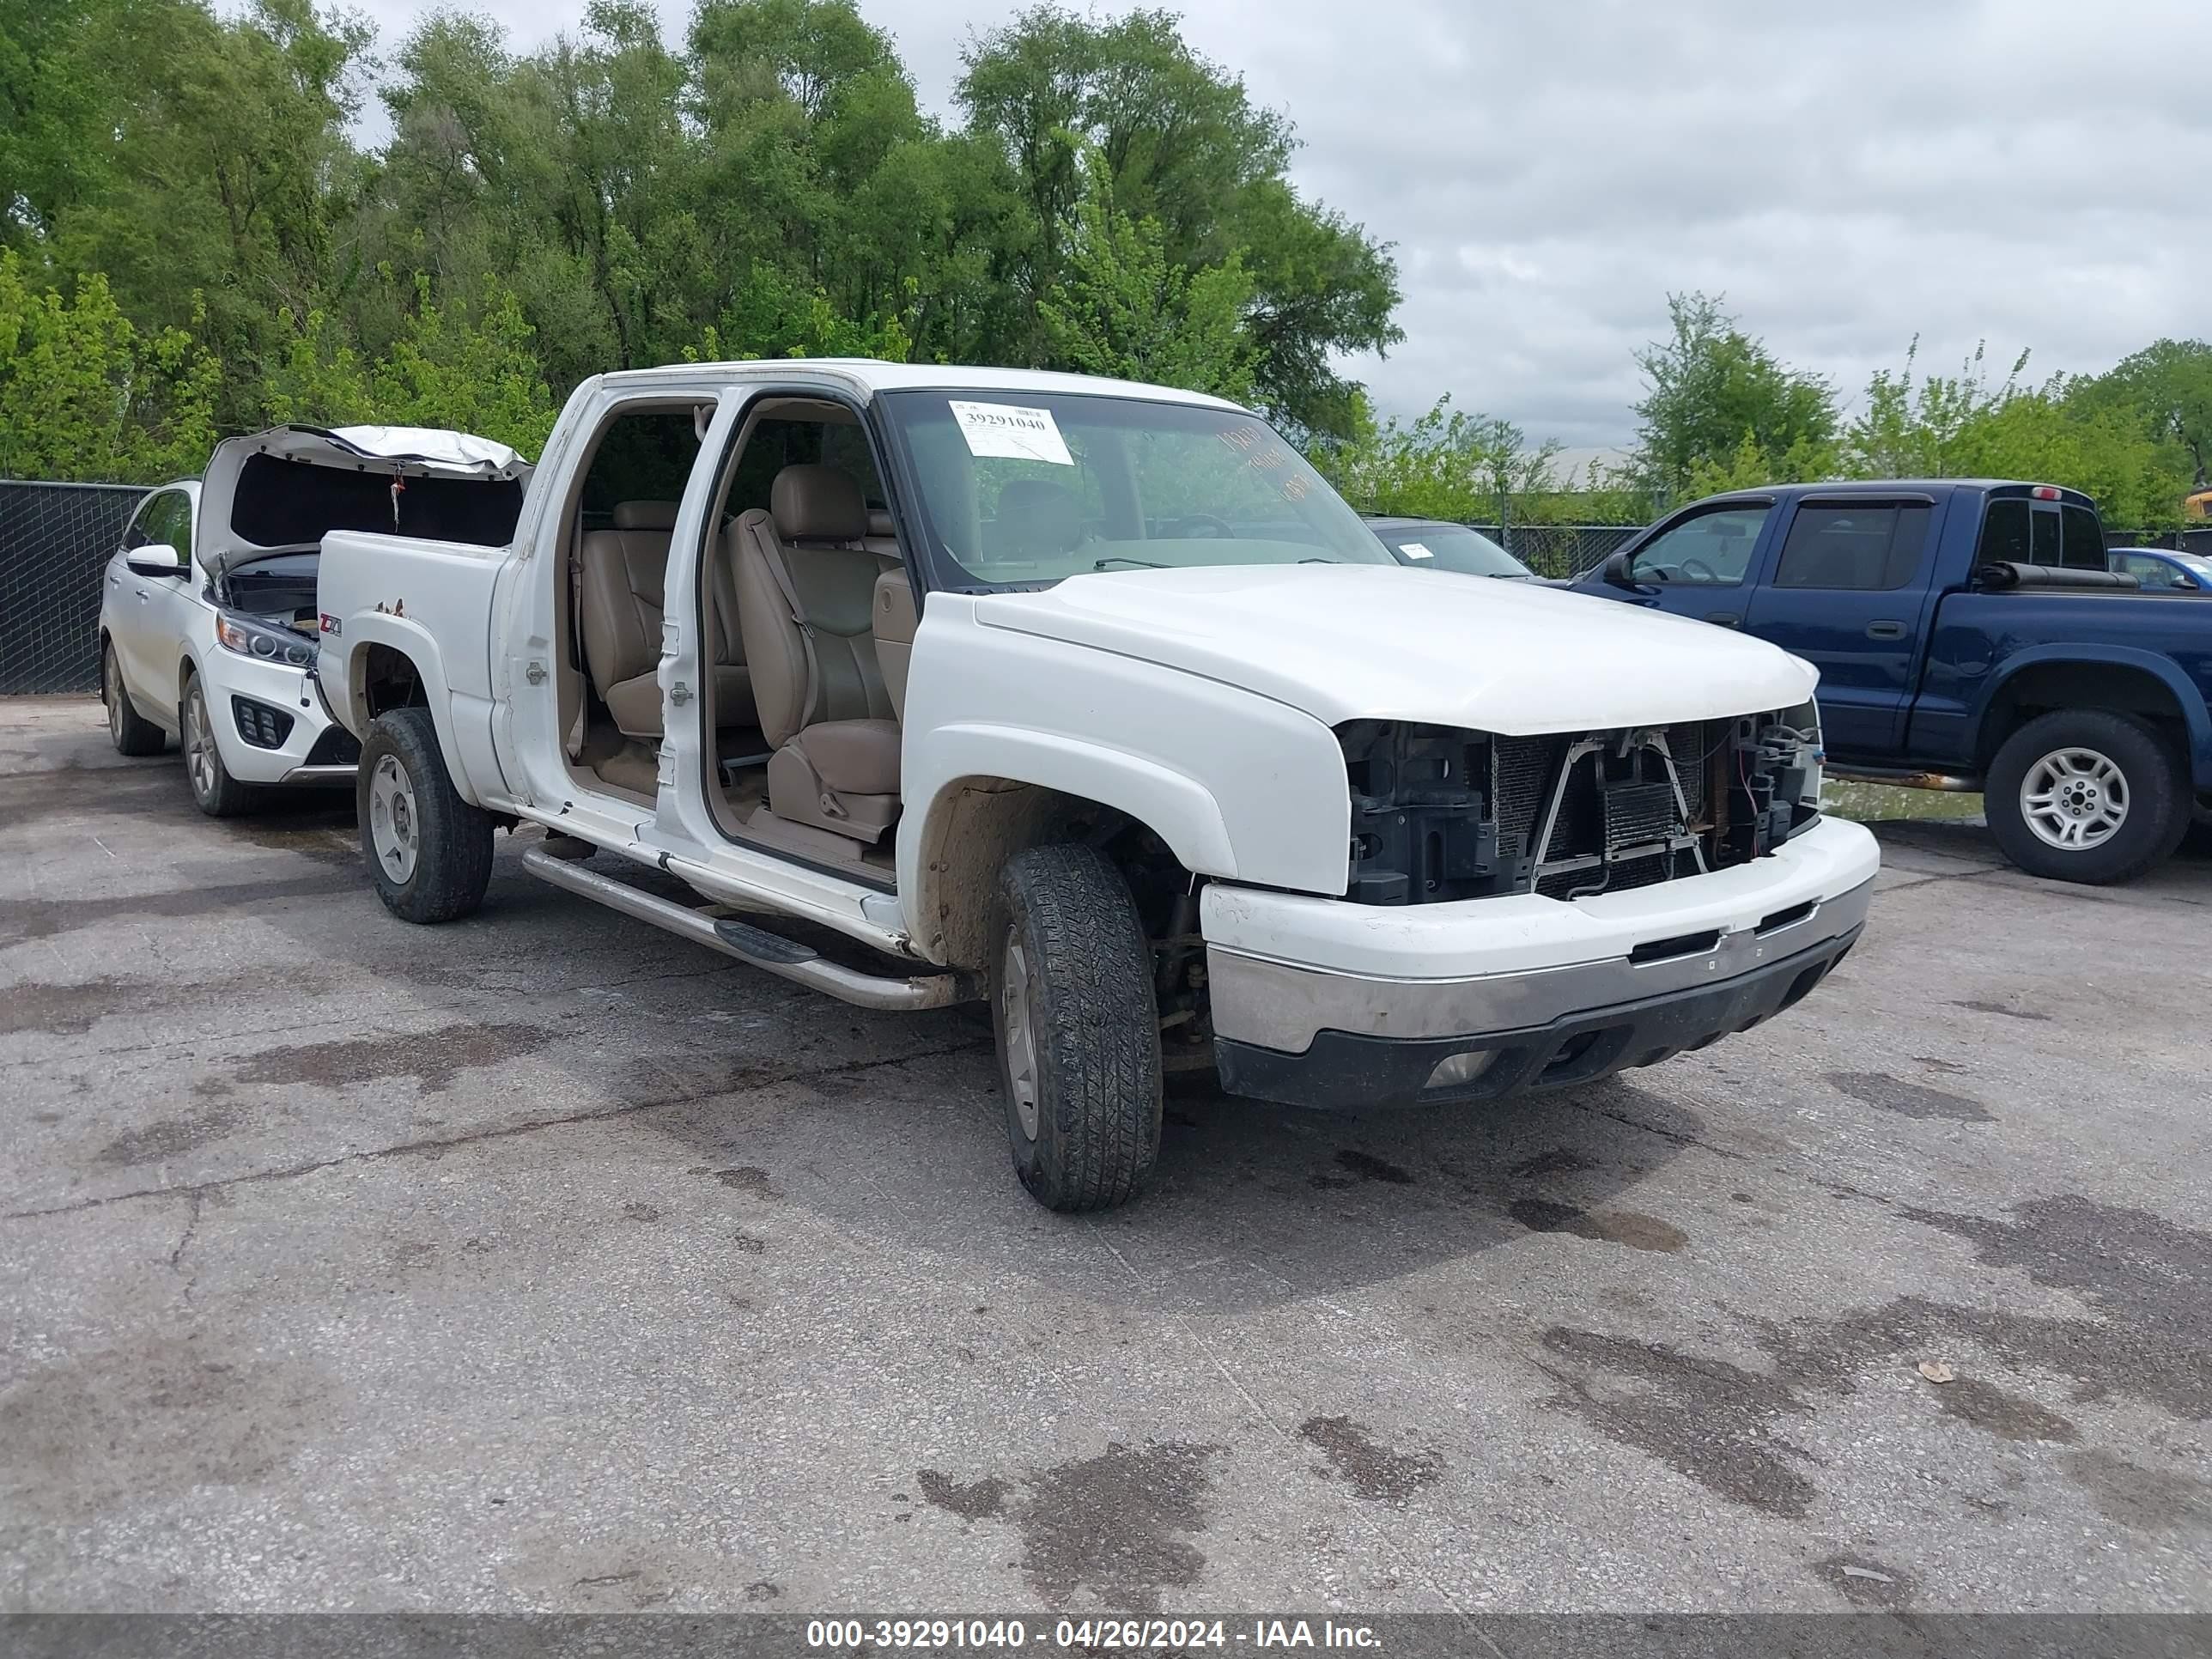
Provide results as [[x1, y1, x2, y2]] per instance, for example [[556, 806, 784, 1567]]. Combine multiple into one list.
[[1629, 506, 1770, 585], [1773, 504, 1929, 591], [2061, 504, 2105, 569], [2031, 506, 2062, 565], [1978, 499, 2030, 565]]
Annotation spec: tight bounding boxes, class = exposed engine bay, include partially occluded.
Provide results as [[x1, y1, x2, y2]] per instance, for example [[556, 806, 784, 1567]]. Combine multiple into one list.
[[1339, 708, 1824, 904]]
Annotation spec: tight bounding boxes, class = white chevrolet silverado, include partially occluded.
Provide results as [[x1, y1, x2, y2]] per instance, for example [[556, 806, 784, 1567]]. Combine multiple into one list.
[[315, 362, 1879, 1212]]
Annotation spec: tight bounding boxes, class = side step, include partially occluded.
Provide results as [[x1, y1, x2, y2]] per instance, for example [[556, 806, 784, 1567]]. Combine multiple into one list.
[[520, 846, 973, 1012]]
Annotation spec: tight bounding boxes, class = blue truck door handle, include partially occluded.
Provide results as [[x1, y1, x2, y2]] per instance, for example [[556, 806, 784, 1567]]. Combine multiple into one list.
[[1704, 611, 1740, 627], [1866, 620, 1907, 640]]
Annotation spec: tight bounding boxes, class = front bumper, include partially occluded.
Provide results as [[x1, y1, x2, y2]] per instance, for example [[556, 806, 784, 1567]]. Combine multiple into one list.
[[198, 648, 359, 786], [1204, 813, 1878, 1110]]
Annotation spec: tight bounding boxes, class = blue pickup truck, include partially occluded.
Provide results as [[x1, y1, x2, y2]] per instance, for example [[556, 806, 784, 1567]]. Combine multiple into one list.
[[1572, 480, 2212, 884]]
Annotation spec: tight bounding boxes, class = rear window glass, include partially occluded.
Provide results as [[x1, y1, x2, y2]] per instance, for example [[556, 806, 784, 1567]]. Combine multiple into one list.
[[2061, 503, 2106, 569], [2031, 507, 2061, 566], [579, 410, 702, 526], [231, 454, 523, 548], [1772, 503, 1929, 590], [1977, 499, 2030, 565], [724, 416, 885, 519]]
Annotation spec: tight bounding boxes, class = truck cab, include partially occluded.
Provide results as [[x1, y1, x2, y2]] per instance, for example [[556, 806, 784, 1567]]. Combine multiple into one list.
[[319, 362, 1879, 1212]]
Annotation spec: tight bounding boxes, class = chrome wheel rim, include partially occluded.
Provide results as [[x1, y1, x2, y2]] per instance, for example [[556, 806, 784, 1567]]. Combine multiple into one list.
[[368, 753, 419, 885], [2021, 746, 2127, 851], [1001, 939, 1040, 1140], [105, 653, 123, 743], [183, 686, 218, 801]]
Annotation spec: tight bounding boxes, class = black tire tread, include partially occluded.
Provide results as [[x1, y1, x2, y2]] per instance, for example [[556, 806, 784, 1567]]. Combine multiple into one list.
[[180, 674, 269, 817], [358, 706, 495, 924], [1984, 708, 2188, 885], [105, 645, 165, 757], [997, 842, 1163, 1212]]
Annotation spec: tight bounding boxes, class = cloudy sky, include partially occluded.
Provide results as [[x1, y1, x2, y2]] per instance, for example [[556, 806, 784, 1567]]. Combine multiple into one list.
[[346, 0, 2209, 452]]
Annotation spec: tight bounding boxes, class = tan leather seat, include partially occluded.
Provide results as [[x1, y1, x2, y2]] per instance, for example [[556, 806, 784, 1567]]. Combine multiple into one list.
[[578, 500, 754, 742], [731, 465, 901, 842]]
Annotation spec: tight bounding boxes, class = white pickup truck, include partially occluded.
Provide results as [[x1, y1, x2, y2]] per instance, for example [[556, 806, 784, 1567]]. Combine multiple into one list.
[[315, 362, 1879, 1212]]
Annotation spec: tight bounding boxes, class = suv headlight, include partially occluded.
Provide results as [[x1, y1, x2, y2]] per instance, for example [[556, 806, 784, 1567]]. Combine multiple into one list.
[[216, 611, 315, 667]]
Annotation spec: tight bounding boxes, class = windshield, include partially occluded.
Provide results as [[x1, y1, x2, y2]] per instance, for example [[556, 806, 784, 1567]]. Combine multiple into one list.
[[1376, 524, 1531, 577], [877, 390, 1390, 586]]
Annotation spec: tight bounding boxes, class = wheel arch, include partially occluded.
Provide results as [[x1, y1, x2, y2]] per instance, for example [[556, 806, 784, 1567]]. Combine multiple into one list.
[[903, 762, 1222, 970], [1971, 647, 2211, 780], [337, 620, 478, 806]]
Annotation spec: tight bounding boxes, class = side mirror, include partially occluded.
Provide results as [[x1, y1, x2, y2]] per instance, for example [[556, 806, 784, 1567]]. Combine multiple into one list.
[[126, 543, 184, 577], [1599, 547, 1641, 590], [2177, 574, 2200, 590]]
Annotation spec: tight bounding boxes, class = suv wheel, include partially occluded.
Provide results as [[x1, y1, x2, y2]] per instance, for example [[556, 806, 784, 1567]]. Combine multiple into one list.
[[179, 675, 266, 817], [104, 645, 165, 756], [990, 842, 1164, 1212], [1985, 709, 2188, 884], [358, 706, 495, 923]]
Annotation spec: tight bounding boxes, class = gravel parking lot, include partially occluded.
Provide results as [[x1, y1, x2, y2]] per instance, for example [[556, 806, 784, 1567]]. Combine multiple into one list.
[[3, 693, 2208, 1616]]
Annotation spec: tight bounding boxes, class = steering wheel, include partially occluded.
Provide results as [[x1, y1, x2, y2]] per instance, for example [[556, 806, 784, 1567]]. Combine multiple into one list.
[[1167, 514, 1234, 539], [1679, 556, 1719, 582]]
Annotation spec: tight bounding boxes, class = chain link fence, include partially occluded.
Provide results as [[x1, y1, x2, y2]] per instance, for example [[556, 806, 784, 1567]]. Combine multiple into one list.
[[1466, 524, 1642, 580], [1, 481, 148, 695]]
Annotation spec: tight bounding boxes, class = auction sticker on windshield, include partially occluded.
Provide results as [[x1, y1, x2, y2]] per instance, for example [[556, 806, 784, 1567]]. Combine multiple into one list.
[[950, 400, 1073, 465], [1398, 542, 1435, 560]]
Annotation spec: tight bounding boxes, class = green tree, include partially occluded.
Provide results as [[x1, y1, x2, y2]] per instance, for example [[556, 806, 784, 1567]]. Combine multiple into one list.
[[17, 0, 372, 428], [0, 252, 219, 482], [957, 4, 1398, 436], [2079, 338, 2212, 491], [1632, 291, 1838, 501], [1840, 338, 2188, 529], [1319, 393, 1563, 523], [1037, 146, 1256, 399], [264, 273, 560, 456]]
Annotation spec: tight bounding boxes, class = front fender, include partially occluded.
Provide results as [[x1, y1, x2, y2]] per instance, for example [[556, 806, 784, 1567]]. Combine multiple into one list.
[[912, 724, 1241, 879], [336, 616, 480, 806], [1975, 643, 2212, 781]]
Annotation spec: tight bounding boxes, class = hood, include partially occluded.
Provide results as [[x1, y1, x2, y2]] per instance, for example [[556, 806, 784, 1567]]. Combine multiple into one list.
[[973, 563, 1818, 732], [199, 424, 533, 579]]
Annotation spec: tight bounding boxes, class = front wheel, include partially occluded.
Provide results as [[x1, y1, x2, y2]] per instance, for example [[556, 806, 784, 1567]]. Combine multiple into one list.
[[1985, 709, 2188, 885], [357, 706, 495, 923], [104, 644, 165, 756], [180, 675, 267, 817], [990, 843, 1164, 1212]]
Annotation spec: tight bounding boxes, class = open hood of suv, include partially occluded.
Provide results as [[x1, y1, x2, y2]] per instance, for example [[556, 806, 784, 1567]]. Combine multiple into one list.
[[199, 424, 533, 580], [973, 562, 1818, 732]]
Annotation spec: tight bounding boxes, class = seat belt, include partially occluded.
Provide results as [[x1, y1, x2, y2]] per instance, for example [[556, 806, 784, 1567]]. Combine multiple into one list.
[[564, 520, 587, 761], [746, 515, 822, 729]]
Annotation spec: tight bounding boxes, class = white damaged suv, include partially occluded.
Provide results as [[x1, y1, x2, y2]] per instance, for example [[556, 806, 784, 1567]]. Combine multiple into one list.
[[314, 363, 1879, 1211], [99, 425, 530, 813]]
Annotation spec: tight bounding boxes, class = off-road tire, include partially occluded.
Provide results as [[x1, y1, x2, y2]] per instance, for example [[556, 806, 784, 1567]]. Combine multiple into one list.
[[1985, 708, 2188, 885], [358, 706, 495, 923], [989, 842, 1164, 1212], [104, 643, 165, 756], [179, 672, 269, 817]]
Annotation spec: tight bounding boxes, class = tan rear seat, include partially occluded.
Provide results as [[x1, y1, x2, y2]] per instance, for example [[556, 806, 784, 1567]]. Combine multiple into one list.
[[578, 499, 754, 741]]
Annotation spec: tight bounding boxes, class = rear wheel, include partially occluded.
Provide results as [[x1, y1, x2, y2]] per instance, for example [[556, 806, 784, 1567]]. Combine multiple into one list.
[[357, 706, 495, 923], [104, 645, 165, 756], [1985, 709, 2188, 884], [179, 675, 267, 817], [989, 842, 1163, 1212]]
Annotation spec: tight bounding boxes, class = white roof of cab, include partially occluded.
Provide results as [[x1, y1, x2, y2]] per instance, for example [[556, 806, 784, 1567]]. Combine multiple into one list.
[[595, 359, 1249, 412]]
